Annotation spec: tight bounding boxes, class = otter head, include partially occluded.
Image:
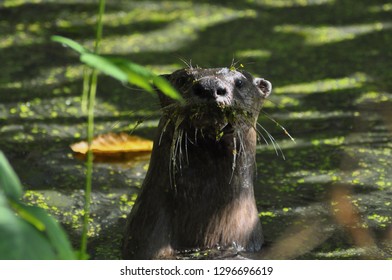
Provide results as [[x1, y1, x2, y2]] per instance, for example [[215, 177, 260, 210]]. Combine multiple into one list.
[[158, 67, 272, 137]]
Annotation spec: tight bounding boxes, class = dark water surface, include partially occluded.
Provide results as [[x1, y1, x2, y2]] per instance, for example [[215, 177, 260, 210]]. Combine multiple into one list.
[[1, 0, 391, 259]]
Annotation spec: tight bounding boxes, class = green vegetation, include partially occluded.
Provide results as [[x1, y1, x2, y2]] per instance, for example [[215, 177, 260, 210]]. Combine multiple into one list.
[[0, 152, 75, 259], [0, 0, 391, 259]]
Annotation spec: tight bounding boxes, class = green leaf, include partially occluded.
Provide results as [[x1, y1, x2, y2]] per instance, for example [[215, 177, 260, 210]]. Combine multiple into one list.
[[3, 200, 75, 259], [126, 71, 154, 93], [106, 57, 154, 92], [17, 205, 76, 260], [52, 36, 182, 101], [81, 53, 128, 82], [0, 151, 23, 200], [0, 152, 75, 260], [108, 57, 153, 78], [153, 76, 183, 101], [107, 57, 182, 100], [10, 201, 46, 231], [0, 204, 57, 260], [51, 35, 87, 54]]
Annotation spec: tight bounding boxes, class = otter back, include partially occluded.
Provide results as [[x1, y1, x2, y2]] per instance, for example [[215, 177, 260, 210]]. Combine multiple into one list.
[[122, 67, 272, 259]]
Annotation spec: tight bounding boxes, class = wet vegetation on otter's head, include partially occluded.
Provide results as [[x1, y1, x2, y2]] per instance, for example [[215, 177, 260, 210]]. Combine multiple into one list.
[[122, 67, 272, 259]]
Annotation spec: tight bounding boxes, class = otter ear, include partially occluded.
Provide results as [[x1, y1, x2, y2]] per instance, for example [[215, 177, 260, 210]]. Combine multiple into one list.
[[254, 78, 272, 98], [156, 74, 176, 107]]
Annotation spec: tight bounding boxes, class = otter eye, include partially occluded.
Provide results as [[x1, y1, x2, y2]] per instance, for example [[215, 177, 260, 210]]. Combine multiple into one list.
[[235, 79, 244, 89]]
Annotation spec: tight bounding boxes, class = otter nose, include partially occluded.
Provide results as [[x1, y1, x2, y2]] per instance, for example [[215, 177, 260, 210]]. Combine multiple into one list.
[[193, 80, 228, 100]]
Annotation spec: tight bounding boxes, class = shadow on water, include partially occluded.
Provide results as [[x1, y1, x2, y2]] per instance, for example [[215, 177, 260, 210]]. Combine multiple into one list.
[[0, 0, 391, 259]]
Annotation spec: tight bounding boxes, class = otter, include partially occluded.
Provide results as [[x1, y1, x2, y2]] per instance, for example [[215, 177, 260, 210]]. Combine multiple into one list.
[[122, 67, 272, 259]]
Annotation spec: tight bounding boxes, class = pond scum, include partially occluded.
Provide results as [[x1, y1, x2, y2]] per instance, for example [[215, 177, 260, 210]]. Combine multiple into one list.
[[1, 0, 392, 259]]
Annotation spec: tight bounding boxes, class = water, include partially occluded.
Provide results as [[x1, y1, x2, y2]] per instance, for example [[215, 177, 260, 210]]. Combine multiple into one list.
[[1, 0, 391, 259]]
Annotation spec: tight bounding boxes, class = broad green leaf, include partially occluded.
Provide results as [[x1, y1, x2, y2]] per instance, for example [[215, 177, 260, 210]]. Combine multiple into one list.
[[0, 205, 56, 260], [52, 36, 182, 101], [10, 201, 46, 231], [107, 57, 182, 100], [0, 152, 75, 259], [51, 35, 87, 54], [0, 192, 8, 208], [106, 58, 154, 92], [127, 71, 154, 93], [81, 53, 128, 82], [18, 205, 76, 260], [107, 57, 153, 78], [153, 76, 183, 101], [0, 151, 22, 200]]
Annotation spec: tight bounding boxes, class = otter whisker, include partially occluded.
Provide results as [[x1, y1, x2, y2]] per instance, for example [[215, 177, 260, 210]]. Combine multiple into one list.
[[194, 128, 198, 145], [159, 118, 172, 146], [253, 122, 271, 146], [256, 123, 286, 160], [127, 119, 145, 135], [169, 115, 185, 190], [240, 117, 269, 147], [160, 103, 180, 114], [254, 127, 269, 146], [235, 118, 259, 179], [169, 132, 177, 189], [257, 123, 278, 154], [261, 110, 296, 143], [271, 135, 285, 160], [184, 131, 190, 165], [178, 57, 193, 70], [229, 57, 242, 71], [177, 129, 184, 172], [229, 133, 237, 184], [236, 127, 246, 157], [186, 132, 196, 145]]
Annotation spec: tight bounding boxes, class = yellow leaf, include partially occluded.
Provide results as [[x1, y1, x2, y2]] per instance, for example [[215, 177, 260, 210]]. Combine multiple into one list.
[[70, 133, 153, 154]]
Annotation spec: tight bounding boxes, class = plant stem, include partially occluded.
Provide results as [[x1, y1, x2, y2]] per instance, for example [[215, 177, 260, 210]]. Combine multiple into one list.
[[79, 0, 106, 259], [94, 0, 106, 54]]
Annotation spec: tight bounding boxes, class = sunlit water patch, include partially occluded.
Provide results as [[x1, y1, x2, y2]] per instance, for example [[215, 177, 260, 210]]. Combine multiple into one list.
[[247, 0, 335, 8], [274, 73, 370, 94], [274, 22, 392, 45]]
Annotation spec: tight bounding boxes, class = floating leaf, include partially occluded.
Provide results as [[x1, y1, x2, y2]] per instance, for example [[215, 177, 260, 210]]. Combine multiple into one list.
[[70, 133, 153, 155]]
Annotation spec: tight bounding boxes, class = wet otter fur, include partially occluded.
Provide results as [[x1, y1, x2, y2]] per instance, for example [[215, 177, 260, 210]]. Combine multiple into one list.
[[122, 67, 272, 259]]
